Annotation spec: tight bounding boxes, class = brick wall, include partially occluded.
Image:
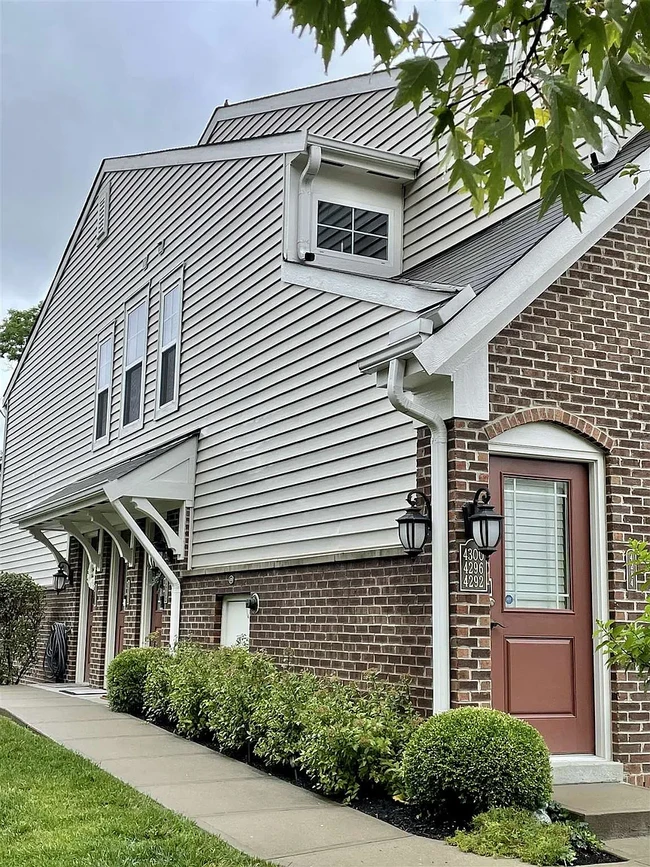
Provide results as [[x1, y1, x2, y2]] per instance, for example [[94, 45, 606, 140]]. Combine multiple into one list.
[[484, 197, 650, 786], [25, 537, 83, 684]]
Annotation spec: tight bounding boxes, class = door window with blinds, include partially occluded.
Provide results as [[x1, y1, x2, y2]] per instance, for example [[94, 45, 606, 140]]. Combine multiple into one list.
[[503, 477, 571, 609]]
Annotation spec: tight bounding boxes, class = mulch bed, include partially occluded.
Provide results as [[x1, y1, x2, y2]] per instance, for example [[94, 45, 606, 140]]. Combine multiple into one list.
[[152, 718, 625, 865]]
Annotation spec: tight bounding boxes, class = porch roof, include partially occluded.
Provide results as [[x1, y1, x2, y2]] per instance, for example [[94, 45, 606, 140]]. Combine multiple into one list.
[[15, 433, 198, 570]]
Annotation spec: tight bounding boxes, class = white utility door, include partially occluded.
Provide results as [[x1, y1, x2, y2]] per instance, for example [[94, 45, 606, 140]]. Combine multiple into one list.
[[220, 595, 250, 647]]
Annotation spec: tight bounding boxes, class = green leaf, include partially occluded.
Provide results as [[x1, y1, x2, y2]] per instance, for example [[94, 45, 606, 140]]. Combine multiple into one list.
[[345, 0, 405, 64], [539, 168, 605, 226], [393, 57, 440, 111], [274, 0, 346, 70], [482, 42, 509, 85]]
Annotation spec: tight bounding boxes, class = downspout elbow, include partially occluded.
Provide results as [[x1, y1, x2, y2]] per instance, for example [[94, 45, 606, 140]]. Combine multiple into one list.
[[387, 358, 446, 443]]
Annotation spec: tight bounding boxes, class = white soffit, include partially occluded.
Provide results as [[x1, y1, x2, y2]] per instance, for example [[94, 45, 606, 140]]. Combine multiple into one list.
[[413, 146, 650, 376]]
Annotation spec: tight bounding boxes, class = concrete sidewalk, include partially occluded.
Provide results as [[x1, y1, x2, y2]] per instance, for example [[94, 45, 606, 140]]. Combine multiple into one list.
[[0, 684, 642, 867]]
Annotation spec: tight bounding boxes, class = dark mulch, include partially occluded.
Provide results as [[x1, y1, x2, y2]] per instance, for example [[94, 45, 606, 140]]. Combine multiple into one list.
[[145, 716, 625, 865]]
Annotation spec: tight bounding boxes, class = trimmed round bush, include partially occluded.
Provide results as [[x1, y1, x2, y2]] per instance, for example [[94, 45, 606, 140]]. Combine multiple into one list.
[[402, 707, 552, 819], [143, 648, 177, 725], [107, 647, 159, 715]]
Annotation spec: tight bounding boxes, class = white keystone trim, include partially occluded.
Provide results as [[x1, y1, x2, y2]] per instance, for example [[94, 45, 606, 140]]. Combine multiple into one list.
[[489, 422, 612, 761], [414, 146, 650, 376]]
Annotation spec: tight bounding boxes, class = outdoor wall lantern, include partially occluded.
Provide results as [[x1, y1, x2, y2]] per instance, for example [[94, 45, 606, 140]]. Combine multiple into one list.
[[53, 561, 71, 594], [462, 487, 504, 559], [396, 490, 432, 558]]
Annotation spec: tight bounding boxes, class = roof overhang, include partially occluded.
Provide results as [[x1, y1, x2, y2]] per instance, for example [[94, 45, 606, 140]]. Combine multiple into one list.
[[413, 144, 650, 377], [15, 435, 198, 568]]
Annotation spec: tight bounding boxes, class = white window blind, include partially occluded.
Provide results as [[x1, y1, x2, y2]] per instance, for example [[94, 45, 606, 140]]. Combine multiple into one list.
[[158, 280, 181, 409], [122, 300, 147, 428], [94, 335, 113, 443], [503, 477, 570, 609]]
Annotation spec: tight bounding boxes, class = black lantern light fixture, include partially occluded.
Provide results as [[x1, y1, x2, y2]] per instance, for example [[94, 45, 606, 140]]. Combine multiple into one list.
[[53, 561, 71, 594], [396, 490, 432, 558], [462, 487, 504, 559]]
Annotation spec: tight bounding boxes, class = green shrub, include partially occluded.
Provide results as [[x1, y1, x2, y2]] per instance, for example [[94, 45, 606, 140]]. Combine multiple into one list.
[[143, 648, 177, 725], [449, 808, 574, 866], [203, 648, 276, 752], [297, 674, 419, 801], [166, 643, 218, 739], [250, 669, 320, 767], [403, 707, 552, 819], [0, 572, 44, 685], [107, 647, 159, 715]]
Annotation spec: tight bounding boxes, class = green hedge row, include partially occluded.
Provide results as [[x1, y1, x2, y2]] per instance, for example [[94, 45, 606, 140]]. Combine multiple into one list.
[[107, 644, 552, 814]]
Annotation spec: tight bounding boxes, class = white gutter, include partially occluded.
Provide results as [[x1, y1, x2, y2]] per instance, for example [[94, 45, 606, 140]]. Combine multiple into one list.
[[110, 497, 181, 650], [387, 357, 450, 713]]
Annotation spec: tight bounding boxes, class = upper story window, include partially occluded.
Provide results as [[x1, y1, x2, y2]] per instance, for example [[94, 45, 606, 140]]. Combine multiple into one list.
[[96, 183, 110, 244], [156, 267, 183, 415], [121, 298, 147, 431], [93, 332, 113, 446], [317, 202, 389, 260], [285, 140, 418, 280]]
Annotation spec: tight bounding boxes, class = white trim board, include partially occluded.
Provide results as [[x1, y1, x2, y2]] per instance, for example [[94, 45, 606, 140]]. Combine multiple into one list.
[[489, 422, 613, 764], [281, 261, 457, 312], [75, 548, 90, 684], [198, 71, 396, 144], [103, 543, 120, 683], [414, 146, 650, 376]]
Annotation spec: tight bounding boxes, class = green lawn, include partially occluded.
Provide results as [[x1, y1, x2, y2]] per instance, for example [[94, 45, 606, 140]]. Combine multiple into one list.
[[0, 716, 276, 867]]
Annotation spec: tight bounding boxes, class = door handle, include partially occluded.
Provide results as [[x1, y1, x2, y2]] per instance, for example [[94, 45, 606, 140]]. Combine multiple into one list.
[[490, 620, 505, 629]]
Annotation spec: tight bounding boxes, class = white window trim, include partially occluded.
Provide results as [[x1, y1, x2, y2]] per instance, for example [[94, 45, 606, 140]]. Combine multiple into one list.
[[489, 422, 612, 762], [103, 542, 121, 682], [155, 264, 184, 419], [92, 326, 115, 449], [96, 181, 110, 245], [309, 183, 403, 278], [119, 292, 149, 438]]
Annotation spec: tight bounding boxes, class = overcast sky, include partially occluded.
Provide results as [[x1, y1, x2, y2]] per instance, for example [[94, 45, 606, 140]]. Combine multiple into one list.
[[0, 0, 461, 393]]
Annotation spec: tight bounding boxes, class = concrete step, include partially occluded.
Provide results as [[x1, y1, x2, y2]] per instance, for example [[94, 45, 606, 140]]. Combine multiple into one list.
[[554, 783, 650, 839], [551, 756, 625, 785]]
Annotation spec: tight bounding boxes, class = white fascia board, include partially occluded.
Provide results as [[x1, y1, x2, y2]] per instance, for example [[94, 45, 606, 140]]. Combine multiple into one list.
[[308, 134, 419, 180], [198, 71, 396, 144], [281, 260, 456, 312], [414, 148, 650, 376], [105, 131, 308, 173]]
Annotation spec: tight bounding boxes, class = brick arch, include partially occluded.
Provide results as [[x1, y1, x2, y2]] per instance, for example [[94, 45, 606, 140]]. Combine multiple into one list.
[[485, 407, 615, 452]]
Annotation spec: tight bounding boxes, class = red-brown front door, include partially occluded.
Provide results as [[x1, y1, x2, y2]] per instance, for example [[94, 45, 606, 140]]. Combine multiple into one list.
[[83, 588, 96, 682], [490, 457, 595, 754], [150, 585, 164, 640], [114, 560, 127, 657]]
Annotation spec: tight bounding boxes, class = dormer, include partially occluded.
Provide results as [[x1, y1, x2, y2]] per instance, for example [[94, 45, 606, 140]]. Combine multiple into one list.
[[284, 135, 419, 279]]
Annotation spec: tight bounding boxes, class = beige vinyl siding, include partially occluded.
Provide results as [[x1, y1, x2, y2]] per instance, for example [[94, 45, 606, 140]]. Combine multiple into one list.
[[0, 148, 415, 582], [206, 86, 543, 271]]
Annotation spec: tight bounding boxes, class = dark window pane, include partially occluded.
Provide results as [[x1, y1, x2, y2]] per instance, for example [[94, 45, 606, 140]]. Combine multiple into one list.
[[317, 225, 353, 253], [159, 345, 176, 406], [354, 209, 388, 237], [318, 201, 352, 229], [353, 232, 388, 260], [123, 363, 142, 425], [95, 389, 109, 439]]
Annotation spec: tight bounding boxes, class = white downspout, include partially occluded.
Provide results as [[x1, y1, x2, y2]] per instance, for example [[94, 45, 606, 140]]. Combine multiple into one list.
[[387, 357, 450, 713], [110, 497, 181, 650]]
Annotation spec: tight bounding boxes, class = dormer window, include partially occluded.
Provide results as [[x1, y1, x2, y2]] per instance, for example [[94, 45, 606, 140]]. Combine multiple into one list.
[[285, 136, 418, 280], [317, 202, 389, 260]]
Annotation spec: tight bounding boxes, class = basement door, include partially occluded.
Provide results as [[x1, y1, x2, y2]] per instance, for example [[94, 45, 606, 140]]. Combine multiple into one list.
[[489, 457, 595, 755]]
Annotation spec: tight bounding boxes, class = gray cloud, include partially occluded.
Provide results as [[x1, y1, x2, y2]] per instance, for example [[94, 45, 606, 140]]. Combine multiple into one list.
[[1, 0, 460, 316]]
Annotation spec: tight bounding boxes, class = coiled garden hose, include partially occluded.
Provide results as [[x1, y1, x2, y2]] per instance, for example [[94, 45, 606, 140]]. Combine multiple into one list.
[[43, 622, 68, 682]]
